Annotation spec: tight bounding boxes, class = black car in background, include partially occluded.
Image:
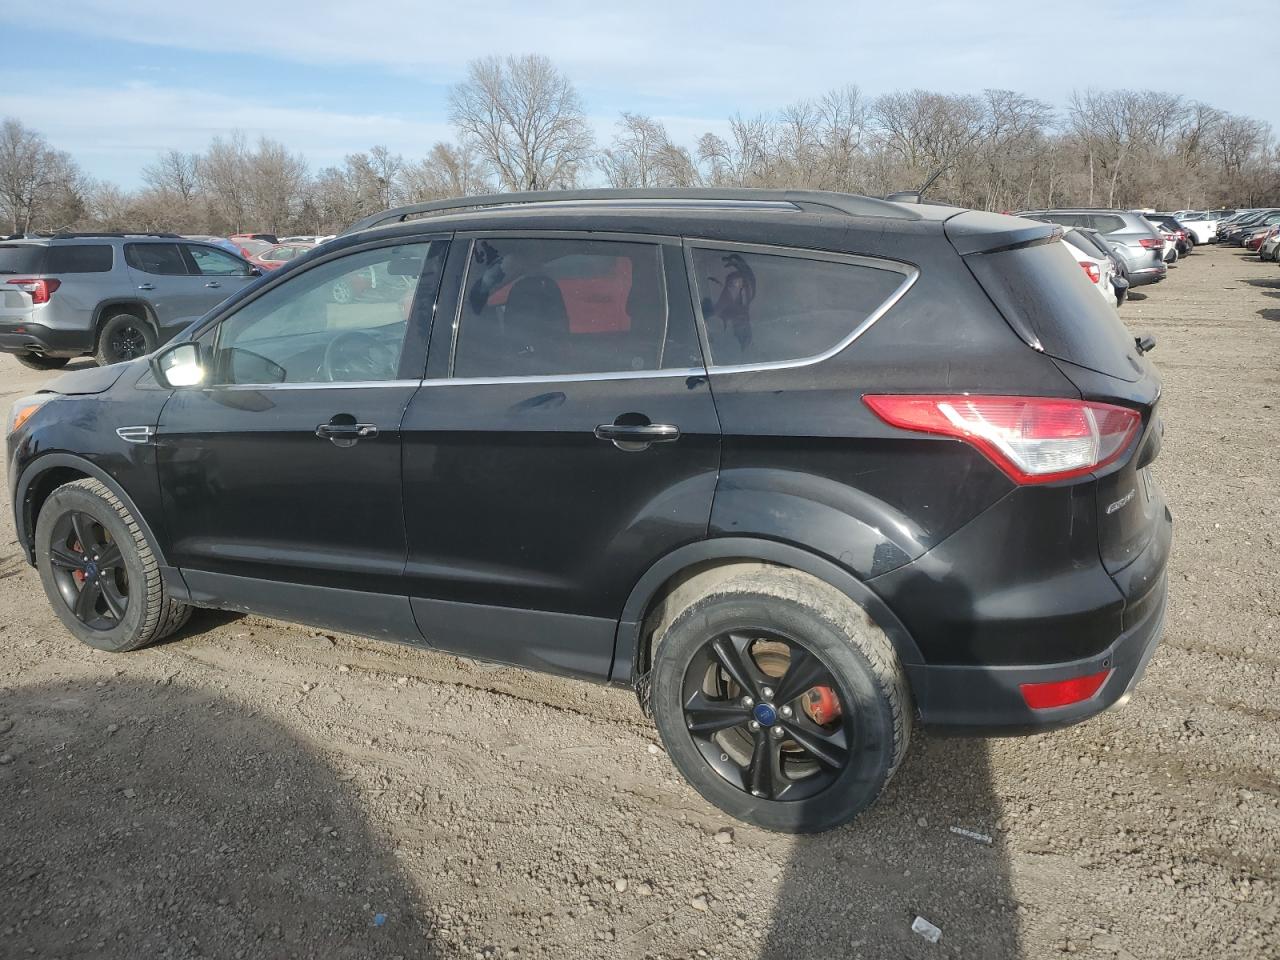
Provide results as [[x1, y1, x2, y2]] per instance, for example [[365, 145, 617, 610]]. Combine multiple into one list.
[[6, 189, 1172, 833]]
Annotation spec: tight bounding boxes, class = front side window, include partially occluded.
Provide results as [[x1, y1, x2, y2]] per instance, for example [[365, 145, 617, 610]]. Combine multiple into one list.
[[453, 237, 690, 378], [690, 245, 909, 367], [209, 242, 435, 385], [187, 245, 250, 276], [125, 243, 189, 276]]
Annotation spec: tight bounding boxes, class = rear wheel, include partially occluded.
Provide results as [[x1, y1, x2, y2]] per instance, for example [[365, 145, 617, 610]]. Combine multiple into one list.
[[14, 354, 70, 371], [35, 478, 191, 652], [649, 568, 911, 833], [96, 312, 155, 366]]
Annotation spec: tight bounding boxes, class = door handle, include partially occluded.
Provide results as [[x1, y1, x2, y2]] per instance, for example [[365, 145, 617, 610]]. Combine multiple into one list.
[[205, 281, 221, 288], [594, 421, 680, 451], [137, 283, 155, 291], [316, 420, 378, 447]]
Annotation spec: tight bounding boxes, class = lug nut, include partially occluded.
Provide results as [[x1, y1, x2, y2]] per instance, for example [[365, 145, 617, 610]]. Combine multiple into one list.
[[748, 720, 761, 731], [780, 705, 793, 718], [761, 686, 774, 700], [771, 725, 785, 738], [742, 696, 754, 708]]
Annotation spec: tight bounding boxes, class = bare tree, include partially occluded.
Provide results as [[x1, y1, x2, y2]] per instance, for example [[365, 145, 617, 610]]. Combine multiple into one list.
[[400, 142, 491, 201], [598, 113, 672, 188], [449, 54, 594, 191], [0, 118, 81, 234]]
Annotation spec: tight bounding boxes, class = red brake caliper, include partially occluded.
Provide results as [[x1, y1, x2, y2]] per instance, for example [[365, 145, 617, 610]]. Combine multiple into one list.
[[802, 686, 843, 726]]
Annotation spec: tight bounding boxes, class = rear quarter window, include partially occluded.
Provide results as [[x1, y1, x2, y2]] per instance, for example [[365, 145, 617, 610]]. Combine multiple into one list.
[[966, 240, 1143, 382], [1090, 215, 1128, 234], [689, 245, 909, 367], [0, 244, 46, 273], [46, 244, 114, 273]]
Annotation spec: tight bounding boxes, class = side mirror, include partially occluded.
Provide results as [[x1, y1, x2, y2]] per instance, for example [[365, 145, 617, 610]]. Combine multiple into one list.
[[151, 342, 206, 389], [249, 266, 263, 277]]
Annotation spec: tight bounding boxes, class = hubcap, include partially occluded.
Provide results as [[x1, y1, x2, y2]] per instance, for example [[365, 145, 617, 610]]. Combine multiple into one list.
[[111, 326, 147, 360], [48, 510, 129, 631], [681, 630, 853, 803]]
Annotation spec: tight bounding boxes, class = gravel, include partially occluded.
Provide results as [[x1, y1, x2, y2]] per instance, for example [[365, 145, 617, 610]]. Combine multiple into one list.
[[0, 245, 1276, 959]]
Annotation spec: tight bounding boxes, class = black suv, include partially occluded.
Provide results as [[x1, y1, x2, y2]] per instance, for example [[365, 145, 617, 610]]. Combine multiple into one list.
[[6, 189, 1171, 833]]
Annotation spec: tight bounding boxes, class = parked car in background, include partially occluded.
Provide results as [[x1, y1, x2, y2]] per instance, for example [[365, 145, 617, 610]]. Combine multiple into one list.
[[1166, 213, 1218, 244], [1259, 226, 1280, 262], [1243, 224, 1273, 252], [1062, 232, 1121, 307], [1220, 210, 1279, 245], [279, 235, 337, 245], [233, 238, 274, 260], [1067, 227, 1129, 306], [248, 242, 318, 272], [182, 235, 250, 258], [1143, 214, 1195, 253], [5, 188, 1171, 834], [1016, 209, 1167, 285], [230, 232, 278, 245], [0, 233, 258, 368]]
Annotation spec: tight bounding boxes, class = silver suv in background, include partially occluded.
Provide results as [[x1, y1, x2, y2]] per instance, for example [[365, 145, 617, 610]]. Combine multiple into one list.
[[0, 233, 259, 369], [1016, 209, 1167, 286]]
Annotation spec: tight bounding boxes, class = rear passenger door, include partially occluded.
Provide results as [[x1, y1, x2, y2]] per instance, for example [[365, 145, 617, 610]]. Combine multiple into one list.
[[400, 233, 721, 680], [123, 242, 217, 339]]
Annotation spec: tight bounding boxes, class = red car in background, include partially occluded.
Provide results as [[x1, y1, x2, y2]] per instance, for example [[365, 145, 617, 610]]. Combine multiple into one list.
[[247, 242, 316, 271], [230, 232, 278, 245]]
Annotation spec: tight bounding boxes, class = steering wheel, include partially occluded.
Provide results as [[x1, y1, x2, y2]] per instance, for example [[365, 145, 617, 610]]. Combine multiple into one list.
[[321, 330, 395, 382]]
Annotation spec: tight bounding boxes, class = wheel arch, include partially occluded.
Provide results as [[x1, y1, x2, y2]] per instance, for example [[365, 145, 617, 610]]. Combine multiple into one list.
[[610, 537, 923, 688], [14, 454, 177, 595], [92, 300, 160, 348]]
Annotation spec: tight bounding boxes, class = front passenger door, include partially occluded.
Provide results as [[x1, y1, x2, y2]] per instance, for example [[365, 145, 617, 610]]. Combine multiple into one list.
[[155, 238, 448, 639], [183, 243, 257, 314]]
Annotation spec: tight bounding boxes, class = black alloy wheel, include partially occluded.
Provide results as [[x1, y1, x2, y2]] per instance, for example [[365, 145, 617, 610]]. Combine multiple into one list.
[[47, 510, 129, 631], [110, 324, 148, 361]]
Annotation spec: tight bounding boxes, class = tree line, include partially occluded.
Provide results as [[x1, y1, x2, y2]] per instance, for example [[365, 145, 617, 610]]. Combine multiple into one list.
[[3, 53, 1277, 237]]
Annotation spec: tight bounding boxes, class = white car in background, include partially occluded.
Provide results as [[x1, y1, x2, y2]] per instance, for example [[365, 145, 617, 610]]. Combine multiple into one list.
[[1171, 212, 1218, 245], [1062, 235, 1118, 307]]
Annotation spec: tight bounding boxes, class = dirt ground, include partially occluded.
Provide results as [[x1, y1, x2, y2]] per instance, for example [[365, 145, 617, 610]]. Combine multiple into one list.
[[1, 245, 1277, 960]]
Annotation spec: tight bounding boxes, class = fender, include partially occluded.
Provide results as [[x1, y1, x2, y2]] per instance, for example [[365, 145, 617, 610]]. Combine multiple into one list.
[[92, 299, 161, 342], [609, 535, 924, 686], [13, 452, 189, 600]]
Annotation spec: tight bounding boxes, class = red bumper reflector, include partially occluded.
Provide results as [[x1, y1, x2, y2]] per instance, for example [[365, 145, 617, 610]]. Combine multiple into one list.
[[1019, 669, 1111, 709]]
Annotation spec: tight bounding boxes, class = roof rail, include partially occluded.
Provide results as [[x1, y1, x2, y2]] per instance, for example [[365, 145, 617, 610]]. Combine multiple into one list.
[[48, 231, 183, 240], [342, 188, 920, 235]]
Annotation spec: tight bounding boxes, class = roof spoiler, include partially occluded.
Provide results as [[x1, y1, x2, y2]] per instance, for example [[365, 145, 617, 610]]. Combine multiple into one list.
[[944, 210, 1062, 256]]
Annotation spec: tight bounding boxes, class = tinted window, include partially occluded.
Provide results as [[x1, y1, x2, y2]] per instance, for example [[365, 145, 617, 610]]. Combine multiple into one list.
[[46, 244, 113, 273], [0, 244, 46, 273], [690, 246, 906, 367], [966, 240, 1142, 382], [125, 243, 189, 276], [454, 238, 692, 378], [1091, 215, 1127, 234], [187, 245, 249, 276], [1067, 230, 1109, 260], [211, 242, 436, 385]]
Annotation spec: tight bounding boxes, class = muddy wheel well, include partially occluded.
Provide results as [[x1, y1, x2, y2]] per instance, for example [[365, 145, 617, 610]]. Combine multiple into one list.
[[22, 466, 91, 551]]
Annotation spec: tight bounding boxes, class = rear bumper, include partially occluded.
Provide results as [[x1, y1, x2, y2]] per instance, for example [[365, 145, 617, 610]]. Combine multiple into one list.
[[906, 570, 1166, 733], [1127, 265, 1165, 286], [0, 321, 93, 357]]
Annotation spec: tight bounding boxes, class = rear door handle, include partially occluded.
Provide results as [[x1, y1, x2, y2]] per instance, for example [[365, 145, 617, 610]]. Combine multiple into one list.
[[316, 421, 378, 447], [594, 422, 680, 450], [137, 283, 154, 291]]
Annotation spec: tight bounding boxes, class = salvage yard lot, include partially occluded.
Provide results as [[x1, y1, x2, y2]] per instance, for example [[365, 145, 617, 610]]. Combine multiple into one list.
[[1, 245, 1277, 959]]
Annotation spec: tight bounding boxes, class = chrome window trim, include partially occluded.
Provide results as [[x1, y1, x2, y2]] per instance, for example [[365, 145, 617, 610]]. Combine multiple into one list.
[[418, 367, 705, 388], [682, 238, 919, 375], [198, 379, 423, 392]]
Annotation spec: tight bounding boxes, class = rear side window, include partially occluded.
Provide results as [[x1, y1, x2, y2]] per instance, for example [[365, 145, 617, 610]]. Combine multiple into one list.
[[966, 240, 1143, 381], [46, 244, 113, 273], [689, 246, 908, 367], [125, 243, 189, 276], [1091, 215, 1127, 234], [454, 237, 698, 378], [0, 244, 46, 273]]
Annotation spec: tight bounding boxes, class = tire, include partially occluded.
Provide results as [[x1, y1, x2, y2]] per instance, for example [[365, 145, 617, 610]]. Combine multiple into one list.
[[649, 567, 911, 833], [13, 354, 70, 371], [95, 312, 156, 366], [34, 478, 191, 652]]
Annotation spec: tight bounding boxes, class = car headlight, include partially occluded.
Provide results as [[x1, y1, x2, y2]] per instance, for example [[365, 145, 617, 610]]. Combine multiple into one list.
[[7, 393, 54, 435]]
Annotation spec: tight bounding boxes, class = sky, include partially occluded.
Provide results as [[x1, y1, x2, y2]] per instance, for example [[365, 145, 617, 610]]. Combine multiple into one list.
[[1, 1, 1275, 188]]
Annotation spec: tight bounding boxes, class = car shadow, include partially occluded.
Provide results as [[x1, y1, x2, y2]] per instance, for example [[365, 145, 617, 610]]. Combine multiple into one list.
[[1125, 290, 1147, 302], [1259, 308, 1280, 322], [1242, 278, 1280, 290], [0, 679, 443, 959]]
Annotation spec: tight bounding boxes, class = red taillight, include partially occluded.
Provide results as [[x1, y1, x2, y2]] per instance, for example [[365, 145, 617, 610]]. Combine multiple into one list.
[[1020, 669, 1111, 709], [7, 278, 60, 304], [863, 395, 1142, 484], [1078, 261, 1100, 283], [1138, 237, 1163, 250]]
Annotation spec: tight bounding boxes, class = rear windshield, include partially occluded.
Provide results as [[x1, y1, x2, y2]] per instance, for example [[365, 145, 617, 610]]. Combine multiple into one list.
[[966, 240, 1143, 382], [0, 244, 46, 274], [0, 243, 114, 274]]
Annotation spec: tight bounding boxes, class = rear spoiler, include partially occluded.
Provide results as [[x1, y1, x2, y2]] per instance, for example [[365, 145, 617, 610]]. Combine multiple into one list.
[[944, 210, 1061, 256]]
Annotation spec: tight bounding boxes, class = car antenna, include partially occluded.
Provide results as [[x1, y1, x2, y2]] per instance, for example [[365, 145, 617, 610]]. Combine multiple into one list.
[[884, 168, 945, 204]]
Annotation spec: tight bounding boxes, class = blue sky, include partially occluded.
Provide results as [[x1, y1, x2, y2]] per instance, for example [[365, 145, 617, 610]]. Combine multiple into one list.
[[1, 1, 1275, 187]]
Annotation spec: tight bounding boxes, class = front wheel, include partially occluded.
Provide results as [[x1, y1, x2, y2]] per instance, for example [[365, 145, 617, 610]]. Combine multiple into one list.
[[35, 478, 191, 652], [649, 568, 911, 833]]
